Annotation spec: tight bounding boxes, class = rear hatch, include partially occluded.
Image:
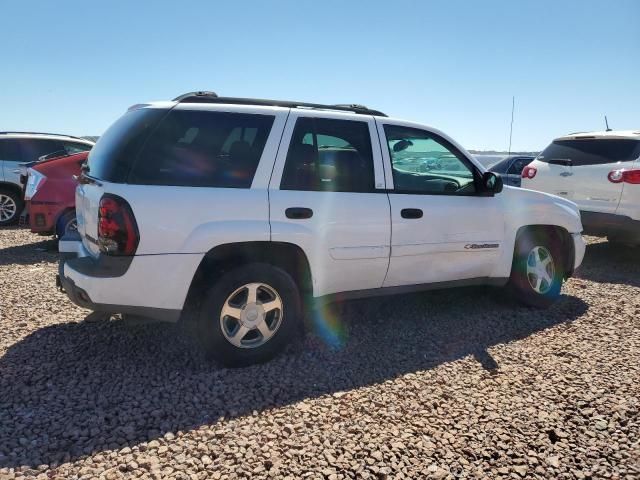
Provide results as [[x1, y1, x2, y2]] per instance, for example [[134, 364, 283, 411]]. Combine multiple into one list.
[[77, 106, 168, 256], [523, 137, 640, 213]]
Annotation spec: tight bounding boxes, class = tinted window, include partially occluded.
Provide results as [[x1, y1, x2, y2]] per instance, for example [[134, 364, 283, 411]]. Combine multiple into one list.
[[489, 158, 511, 174], [280, 117, 374, 193], [1, 139, 65, 162], [538, 139, 640, 166], [129, 110, 274, 188], [87, 108, 168, 182], [507, 157, 532, 174], [384, 125, 476, 195], [64, 142, 93, 155], [0, 139, 23, 161]]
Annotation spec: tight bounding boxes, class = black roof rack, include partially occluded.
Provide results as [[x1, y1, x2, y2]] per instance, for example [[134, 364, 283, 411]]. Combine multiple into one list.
[[0, 131, 91, 141], [172, 92, 387, 117]]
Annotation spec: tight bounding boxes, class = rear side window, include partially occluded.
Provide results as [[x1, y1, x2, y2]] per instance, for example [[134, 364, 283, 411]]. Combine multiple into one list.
[[87, 108, 168, 182], [280, 117, 375, 192], [538, 139, 640, 166], [129, 110, 275, 188]]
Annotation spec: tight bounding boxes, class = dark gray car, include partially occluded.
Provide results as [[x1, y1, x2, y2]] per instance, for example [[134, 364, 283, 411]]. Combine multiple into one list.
[[489, 156, 534, 187]]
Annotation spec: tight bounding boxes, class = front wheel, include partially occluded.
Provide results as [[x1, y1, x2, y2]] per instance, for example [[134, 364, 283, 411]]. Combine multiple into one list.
[[508, 230, 564, 308], [197, 263, 302, 367]]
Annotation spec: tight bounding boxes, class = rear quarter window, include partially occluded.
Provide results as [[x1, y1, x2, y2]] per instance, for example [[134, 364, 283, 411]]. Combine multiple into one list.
[[128, 110, 275, 188], [537, 139, 640, 166]]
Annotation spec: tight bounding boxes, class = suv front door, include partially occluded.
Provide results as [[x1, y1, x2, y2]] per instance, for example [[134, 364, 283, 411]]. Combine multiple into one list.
[[377, 121, 505, 287], [269, 110, 391, 297]]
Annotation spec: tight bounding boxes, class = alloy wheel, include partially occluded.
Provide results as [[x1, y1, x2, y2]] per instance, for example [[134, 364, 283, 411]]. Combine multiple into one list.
[[219, 282, 283, 348], [0, 194, 17, 223], [526, 246, 555, 294]]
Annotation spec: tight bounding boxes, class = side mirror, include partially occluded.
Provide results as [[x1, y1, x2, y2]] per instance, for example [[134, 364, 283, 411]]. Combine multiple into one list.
[[482, 171, 503, 194]]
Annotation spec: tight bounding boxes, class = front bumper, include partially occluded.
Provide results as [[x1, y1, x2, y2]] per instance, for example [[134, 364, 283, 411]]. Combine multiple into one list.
[[571, 233, 586, 274], [57, 234, 198, 322]]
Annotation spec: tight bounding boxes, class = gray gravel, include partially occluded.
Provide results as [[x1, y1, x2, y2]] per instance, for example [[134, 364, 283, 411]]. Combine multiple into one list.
[[1, 227, 638, 479]]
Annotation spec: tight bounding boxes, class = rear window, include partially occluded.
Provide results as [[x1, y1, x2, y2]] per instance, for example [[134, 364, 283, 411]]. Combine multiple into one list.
[[538, 139, 640, 166], [87, 108, 168, 182], [129, 110, 274, 188]]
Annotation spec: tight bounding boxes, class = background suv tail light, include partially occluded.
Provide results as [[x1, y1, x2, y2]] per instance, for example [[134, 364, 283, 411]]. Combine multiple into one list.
[[608, 169, 640, 184], [98, 194, 139, 255], [522, 166, 537, 179]]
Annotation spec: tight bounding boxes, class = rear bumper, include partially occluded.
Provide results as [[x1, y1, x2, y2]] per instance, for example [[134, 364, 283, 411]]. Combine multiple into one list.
[[27, 200, 62, 234], [581, 211, 640, 239], [57, 234, 201, 322]]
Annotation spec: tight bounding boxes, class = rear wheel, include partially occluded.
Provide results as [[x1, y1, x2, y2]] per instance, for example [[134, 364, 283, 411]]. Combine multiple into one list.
[[197, 263, 301, 367], [508, 230, 564, 308], [0, 189, 23, 226], [55, 210, 78, 239]]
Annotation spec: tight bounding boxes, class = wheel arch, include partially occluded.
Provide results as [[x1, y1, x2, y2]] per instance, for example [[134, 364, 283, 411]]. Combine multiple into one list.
[[0, 181, 23, 198], [182, 241, 313, 318]]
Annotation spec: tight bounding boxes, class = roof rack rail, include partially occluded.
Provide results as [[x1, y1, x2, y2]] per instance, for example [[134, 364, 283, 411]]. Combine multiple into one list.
[[0, 131, 90, 141], [172, 91, 218, 102], [173, 93, 387, 117]]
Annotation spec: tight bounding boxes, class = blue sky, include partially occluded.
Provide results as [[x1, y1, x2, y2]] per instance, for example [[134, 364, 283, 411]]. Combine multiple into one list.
[[1, 0, 638, 151]]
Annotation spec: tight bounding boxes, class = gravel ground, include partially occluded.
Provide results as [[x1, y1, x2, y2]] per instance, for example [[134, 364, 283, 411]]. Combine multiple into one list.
[[0, 227, 638, 479]]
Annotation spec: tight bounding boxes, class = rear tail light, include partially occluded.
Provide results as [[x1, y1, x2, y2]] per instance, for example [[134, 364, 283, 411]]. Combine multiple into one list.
[[98, 194, 139, 255], [24, 168, 46, 200], [608, 169, 640, 184], [522, 166, 537, 179]]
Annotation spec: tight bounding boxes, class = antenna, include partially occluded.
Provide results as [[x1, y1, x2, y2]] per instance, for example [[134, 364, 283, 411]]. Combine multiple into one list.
[[508, 96, 515, 155], [604, 115, 612, 132]]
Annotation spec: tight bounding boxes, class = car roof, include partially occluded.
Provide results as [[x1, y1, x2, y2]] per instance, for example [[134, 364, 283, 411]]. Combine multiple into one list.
[[0, 132, 95, 143], [556, 130, 640, 141]]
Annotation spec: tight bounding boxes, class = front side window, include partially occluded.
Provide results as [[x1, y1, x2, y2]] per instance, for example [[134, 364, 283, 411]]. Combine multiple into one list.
[[280, 117, 375, 192], [537, 139, 640, 166], [384, 125, 477, 195], [129, 110, 275, 188]]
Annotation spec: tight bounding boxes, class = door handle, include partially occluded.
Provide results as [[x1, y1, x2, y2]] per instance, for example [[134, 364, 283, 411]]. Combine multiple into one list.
[[559, 172, 573, 177], [285, 207, 313, 219], [401, 208, 423, 219]]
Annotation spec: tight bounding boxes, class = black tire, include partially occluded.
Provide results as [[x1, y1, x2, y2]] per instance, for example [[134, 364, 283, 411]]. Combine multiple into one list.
[[197, 263, 302, 367], [55, 210, 77, 239], [0, 188, 24, 226], [507, 229, 564, 308]]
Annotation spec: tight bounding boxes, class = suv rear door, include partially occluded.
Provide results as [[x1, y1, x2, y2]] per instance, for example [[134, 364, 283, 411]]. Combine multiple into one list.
[[534, 138, 640, 214], [269, 110, 391, 297]]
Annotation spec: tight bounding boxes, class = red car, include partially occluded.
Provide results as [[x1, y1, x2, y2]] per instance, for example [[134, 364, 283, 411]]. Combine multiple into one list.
[[24, 151, 87, 237]]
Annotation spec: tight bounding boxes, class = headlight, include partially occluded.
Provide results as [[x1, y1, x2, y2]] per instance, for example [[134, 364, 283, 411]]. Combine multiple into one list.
[[24, 168, 46, 200]]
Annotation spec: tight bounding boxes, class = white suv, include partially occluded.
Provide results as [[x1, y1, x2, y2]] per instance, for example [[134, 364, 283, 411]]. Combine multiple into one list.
[[0, 132, 94, 225], [522, 131, 640, 245], [59, 92, 585, 366]]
